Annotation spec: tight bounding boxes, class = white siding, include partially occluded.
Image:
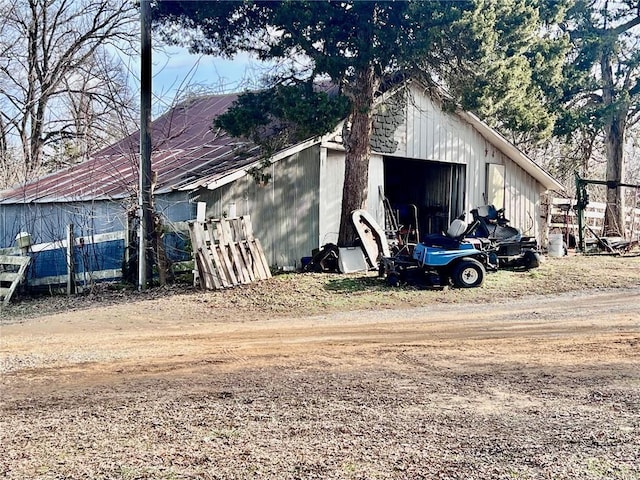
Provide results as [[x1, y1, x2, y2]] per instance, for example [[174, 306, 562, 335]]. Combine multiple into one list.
[[385, 84, 547, 242], [368, 154, 385, 224], [319, 149, 384, 246], [318, 149, 343, 246]]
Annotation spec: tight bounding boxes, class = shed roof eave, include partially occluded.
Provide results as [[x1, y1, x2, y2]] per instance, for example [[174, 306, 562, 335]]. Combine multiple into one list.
[[0, 193, 134, 205], [180, 136, 323, 192]]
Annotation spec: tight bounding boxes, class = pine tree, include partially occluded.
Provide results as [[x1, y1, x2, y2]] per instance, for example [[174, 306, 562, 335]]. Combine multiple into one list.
[[153, 0, 567, 244]]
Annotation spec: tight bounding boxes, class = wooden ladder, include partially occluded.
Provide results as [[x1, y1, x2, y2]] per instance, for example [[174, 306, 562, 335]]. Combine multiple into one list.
[[0, 255, 31, 306]]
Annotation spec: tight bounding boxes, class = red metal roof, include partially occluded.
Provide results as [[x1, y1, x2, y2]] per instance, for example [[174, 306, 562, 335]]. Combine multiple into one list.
[[0, 93, 263, 204]]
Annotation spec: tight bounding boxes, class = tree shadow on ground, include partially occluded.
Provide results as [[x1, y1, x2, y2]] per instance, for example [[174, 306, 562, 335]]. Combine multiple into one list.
[[323, 275, 386, 293]]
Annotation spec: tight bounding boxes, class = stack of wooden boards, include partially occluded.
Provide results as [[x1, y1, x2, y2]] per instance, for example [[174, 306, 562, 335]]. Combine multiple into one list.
[[188, 215, 271, 290], [0, 255, 30, 305]]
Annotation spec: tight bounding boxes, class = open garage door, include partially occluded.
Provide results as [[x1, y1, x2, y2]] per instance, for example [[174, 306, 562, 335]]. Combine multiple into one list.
[[383, 157, 466, 239]]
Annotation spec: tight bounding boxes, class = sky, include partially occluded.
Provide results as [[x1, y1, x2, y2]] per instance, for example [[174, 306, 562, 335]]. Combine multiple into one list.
[[124, 44, 270, 117]]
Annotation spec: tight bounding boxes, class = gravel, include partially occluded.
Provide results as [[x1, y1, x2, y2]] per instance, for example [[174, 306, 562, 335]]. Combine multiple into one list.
[[1, 254, 639, 479]]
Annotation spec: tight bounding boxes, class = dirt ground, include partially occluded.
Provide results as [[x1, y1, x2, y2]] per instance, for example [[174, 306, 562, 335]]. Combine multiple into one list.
[[1, 255, 640, 479]]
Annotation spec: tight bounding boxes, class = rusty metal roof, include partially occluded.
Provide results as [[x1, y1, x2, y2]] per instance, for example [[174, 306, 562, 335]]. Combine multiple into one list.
[[0, 93, 264, 204], [1, 83, 562, 205]]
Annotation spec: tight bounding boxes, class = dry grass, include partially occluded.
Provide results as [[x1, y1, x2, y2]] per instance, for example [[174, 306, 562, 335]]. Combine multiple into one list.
[[3, 253, 640, 323]]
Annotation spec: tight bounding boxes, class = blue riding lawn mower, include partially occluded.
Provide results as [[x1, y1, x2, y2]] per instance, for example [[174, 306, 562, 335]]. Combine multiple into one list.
[[380, 216, 497, 289]]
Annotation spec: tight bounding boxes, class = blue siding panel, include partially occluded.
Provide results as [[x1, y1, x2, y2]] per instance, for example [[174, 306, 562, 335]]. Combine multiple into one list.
[[74, 240, 124, 273], [28, 249, 67, 279], [0, 191, 194, 284], [0, 192, 193, 249]]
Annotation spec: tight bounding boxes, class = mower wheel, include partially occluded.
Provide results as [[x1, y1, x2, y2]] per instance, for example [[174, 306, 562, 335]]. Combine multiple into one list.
[[452, 258, 485, 288], [523, 250, 541, 270], [386, 272, 401, 287]]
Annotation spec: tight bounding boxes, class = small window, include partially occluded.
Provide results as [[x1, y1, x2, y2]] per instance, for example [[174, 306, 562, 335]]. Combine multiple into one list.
[[486, 164, 505, 208]]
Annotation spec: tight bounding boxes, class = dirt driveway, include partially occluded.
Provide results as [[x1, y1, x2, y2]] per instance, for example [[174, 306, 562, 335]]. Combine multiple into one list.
[[1, 257, 640, 479]]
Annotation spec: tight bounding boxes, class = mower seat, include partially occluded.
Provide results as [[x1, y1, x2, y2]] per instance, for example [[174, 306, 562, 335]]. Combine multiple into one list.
[[421, 234, 460, 250], [476, 205, 497, 220], [447, 219, 467, 240]]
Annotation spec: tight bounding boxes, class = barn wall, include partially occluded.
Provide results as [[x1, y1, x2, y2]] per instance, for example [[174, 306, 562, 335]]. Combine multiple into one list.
[[502, 152, 545, 238], [0, 200, 128, 248], [318, 149, 385, 247], [0, 192, 194, 284], [198, 144, 321, 269], [155, 192, 196, 226], [382, 84, 546, 241], [0, 191, 194, 249]]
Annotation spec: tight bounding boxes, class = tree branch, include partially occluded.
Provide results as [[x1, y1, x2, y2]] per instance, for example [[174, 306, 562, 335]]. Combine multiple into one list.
[[611, 12, 640, 36]]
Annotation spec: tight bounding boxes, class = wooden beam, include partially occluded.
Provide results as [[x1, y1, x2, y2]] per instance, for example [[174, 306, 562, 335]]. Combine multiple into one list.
[[0, 255, 30, 305]]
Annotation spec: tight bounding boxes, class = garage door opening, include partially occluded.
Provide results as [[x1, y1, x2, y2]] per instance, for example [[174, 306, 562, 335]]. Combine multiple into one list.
[[383, 157, 466, 240]]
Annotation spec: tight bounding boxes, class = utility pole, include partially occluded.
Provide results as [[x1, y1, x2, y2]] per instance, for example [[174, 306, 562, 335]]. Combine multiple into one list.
[[139, 0, 153, 290]]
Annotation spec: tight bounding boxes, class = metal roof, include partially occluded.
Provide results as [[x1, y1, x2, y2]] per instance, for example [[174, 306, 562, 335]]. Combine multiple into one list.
[[0, 84, 562, 205], [0, 93, 264, 204]]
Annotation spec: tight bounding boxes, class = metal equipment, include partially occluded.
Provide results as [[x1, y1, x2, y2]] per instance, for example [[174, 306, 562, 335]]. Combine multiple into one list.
[[380, 216, 495, 288], [469, 205, 541, 270]]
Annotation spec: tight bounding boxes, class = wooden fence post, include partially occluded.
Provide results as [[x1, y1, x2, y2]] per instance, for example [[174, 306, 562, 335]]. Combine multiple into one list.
[[67, 224, 76, 295]]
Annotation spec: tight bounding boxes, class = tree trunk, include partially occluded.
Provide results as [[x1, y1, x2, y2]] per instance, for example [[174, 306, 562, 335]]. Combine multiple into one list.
[[337, 66, 380, 247], [601, 49, 627, 236], [153, 212, 169, 286], [604, 111, 627, 236]]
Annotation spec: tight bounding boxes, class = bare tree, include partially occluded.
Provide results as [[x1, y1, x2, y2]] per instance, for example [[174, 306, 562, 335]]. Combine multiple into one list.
[[0, 0, 137, 186], [51, 48, 138, 169]]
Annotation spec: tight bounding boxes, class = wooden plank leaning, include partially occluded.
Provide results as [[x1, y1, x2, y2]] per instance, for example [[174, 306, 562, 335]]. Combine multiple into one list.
[[240, 215, 272, 279], [211, 220, 238, 286], [188, 222, 221, 290], [202, 221, 231, 288], [0, 255, 31, 306], [229, 218, 256, 282], [189, 215, 272, 290], [219, 218, 250, 284], [238, 232, 263, 280], [236, 216, 265, 280]]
